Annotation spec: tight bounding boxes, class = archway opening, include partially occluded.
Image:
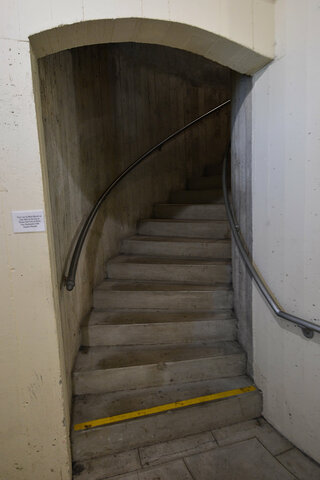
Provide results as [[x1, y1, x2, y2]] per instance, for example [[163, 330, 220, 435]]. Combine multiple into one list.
[[33, 22, 255, 471]]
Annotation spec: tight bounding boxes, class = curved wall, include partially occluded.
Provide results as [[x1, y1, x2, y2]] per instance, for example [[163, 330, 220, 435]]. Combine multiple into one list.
[[38, 42, 231, 409], [252, 0, 320, 463]]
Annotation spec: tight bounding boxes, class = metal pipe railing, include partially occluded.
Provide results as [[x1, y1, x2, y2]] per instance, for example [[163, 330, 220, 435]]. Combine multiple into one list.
[[65, 99, 231, 291], [222, 148, 320, 339]]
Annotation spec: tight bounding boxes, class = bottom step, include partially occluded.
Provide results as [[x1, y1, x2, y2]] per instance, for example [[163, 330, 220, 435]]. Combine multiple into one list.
[[72, 376, 261, 461]]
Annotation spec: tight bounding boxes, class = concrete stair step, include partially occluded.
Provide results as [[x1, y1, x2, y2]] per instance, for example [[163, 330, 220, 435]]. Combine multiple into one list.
[[170, 189, 224, 204], [93, 280, 233, 310], [188, 175, 221, 190], [138, 219, 230, 239], [73, 341, 245, 395], [106, 255, 231, 284], [121, 235, 231, 258], [205, 164, 222, 176], [71, 376, 261, 461], [81, 310, 236, 346], [154, 203, 227, 220]]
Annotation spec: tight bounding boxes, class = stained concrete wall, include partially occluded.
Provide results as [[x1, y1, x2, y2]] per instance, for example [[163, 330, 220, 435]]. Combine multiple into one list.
[[0, 2, 274, 478], [231, 73, 253, 374], [251, 0, 320, 463], [38, 43, 231, 402]]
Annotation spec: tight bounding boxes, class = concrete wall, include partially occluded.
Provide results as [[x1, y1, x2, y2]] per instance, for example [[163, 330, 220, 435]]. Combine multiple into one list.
[[38, 42, 231, 403], [231, 73, 253, 374], [252, 0, 320, 463], [0, 2, 274, 478]]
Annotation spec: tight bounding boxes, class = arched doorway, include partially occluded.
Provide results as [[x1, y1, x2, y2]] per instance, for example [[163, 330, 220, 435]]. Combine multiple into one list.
[[30, 16, 268, 478]]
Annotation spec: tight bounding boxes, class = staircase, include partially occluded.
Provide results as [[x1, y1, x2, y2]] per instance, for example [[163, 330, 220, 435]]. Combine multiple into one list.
[[71, 167, 262, 478]]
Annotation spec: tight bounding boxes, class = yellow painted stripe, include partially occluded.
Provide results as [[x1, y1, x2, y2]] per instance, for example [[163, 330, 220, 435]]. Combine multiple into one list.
[[74, 385, 256, 431]]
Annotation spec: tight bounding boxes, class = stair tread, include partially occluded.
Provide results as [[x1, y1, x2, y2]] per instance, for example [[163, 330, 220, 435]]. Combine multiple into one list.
[[73, 341, 243, 373], [173, 189, 222, 193], [124, 235, 231, 244], [155, 203, 224, 206], [141, 218, 228, 224], [84, 310, 235, 326], [72, 375, 254, 426], [108, 255, 230, 266], [170, 189, 224, 204], [96, 280, 232, 292]]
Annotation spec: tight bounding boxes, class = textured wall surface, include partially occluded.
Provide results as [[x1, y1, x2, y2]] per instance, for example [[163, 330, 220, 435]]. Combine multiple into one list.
[[0, 1, 274, 478], [39, 42, 231, 403], [231, 73, 253, 374], [252, 0, 320, 463]]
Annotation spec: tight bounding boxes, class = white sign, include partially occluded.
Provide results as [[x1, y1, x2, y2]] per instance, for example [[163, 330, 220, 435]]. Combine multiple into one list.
[[12, 210, 46, 233]]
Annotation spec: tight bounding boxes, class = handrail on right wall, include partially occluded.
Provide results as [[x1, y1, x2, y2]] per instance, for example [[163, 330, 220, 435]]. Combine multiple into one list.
[[222, 148, 320, 339]]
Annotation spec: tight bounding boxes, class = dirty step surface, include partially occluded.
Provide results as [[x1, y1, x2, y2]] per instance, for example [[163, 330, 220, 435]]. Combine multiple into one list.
[[170, 189, 224, 204], [72, 379, 261, 462], [106, 255, 231, 284], [153, 203, 227, 220], [81, 310, 236, 346], [71, 417, 320, 480], [93, 281, 233, 310], [120, 236, 231, 258], [138, 219, 230, 238], [73, 341, 245, 395]]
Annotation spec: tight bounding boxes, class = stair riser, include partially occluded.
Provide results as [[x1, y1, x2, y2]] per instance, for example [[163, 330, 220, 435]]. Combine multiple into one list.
[[188, 176, 221, 190], [154, 204, 227, 220], [107, 263, 231, 284], [94, 290, 233, 310], [73, 353, 245, 395], [82, 319, 236, 346], [138, 222, 230, 239], [170, 190, 224, 204], [121, 239, 231, 258], [72, 392, 262, 461], [205, 164, 221, 176]]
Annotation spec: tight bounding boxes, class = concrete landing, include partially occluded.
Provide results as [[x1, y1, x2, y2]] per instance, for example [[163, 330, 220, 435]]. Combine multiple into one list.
[[72, 418, 320, 480]]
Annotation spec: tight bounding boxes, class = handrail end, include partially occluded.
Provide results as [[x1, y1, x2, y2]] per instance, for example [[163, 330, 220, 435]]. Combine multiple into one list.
[[65, 277, 75, 291], [302, 327, 314, 339]]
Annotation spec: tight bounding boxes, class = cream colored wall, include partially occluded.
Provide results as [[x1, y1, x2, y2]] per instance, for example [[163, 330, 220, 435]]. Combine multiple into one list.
[[0, 42, 71, 479], [252, 0, 320, 463], [0, 1, 275, 478]]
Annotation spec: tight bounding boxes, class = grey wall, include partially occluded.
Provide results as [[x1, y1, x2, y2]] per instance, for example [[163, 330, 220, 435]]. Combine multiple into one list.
[[38, 43, 231, 401], [231, 72, 253, 374]]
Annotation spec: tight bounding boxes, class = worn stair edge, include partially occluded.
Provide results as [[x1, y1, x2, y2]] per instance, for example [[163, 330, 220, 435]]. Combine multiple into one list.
[[153, 203, 227, 220], [106, 255, 231, 284], [73, 347, 245, 395], [93, 283, 233, 311], [170, 189, 224, 204], [83, 310, 235, 326], [72, 376, 253, 425], [71, 389, 262, 461], [120, 236, 231, 258], [81, 318, 236, 346], [138, 219, 230, 239], [187, 175, 221, 190]]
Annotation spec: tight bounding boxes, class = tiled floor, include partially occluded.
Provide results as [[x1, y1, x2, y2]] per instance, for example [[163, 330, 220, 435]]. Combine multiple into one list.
[[76, 418, 320, 480]]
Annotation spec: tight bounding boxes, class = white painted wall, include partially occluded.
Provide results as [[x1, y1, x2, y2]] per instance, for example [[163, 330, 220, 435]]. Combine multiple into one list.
[[252, 0, 320, 463], [0, 1, 274, 478]]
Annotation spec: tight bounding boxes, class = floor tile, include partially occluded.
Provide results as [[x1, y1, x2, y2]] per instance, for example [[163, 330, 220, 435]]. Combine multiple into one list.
[[139, 431, 216, 467], [277, 448, 320, 480], [73, 450, 140, 480], [212, 418, 292, 455], [185, 437, 296, 479], [108, 459, 193, 480]]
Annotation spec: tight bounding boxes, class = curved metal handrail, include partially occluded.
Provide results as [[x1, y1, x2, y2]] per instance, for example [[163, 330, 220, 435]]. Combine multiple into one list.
[[222, 148, 320, 339], [65, 99, 231, 291]]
